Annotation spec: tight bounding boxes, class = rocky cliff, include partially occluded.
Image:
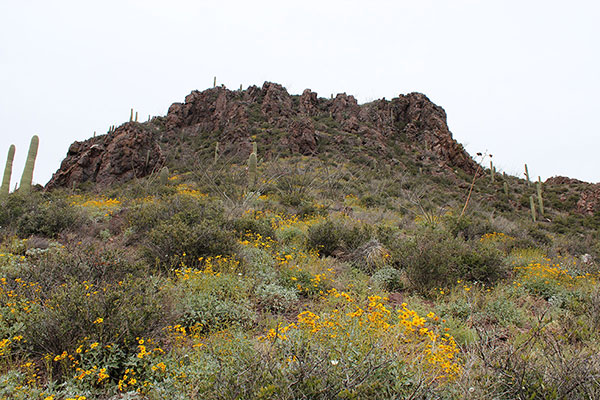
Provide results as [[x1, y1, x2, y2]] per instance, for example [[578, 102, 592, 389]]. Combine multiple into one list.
[[47, 82, 477, 189]]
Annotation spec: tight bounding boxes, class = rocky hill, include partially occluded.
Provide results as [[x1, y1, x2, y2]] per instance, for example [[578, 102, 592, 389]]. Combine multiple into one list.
[[47, 82, 476, 189]]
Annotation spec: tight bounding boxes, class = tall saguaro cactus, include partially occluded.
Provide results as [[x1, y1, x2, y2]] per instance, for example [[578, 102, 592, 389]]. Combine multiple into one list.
[[248, 142, 257, 188], [1, 145, 16, 196], [537, 178, 545, 216], [19, 135, 39, 194]]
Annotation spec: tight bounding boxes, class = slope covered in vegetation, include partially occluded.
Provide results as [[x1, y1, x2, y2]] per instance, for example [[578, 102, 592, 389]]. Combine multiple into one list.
[[1, 84, 599, 399]]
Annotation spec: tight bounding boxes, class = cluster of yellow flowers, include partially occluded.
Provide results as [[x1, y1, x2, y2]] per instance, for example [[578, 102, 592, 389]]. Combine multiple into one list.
[[164, 323, 203, 348], [70, 195, 121, 216], [117, 368, 138, 392], [175, 184, 207, 198], [515, 258, 598, 288], [480, 232, 512, 242], [270, 213, 324, 231], [0, 335, 24, 357], [260, 290, 462, 380], [239, 232, 275, 250], [174, 255, 240, 279]]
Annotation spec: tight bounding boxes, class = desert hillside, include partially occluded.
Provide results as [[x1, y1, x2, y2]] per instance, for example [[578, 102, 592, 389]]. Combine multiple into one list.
[[0, 83, 599, 399]]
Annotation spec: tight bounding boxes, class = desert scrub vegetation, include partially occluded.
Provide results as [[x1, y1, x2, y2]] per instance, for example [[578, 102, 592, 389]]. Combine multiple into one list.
[[0, 156, 600, 398]]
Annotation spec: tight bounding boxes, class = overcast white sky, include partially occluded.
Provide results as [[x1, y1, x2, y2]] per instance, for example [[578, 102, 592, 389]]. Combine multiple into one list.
[[1, 0, 599, 187]]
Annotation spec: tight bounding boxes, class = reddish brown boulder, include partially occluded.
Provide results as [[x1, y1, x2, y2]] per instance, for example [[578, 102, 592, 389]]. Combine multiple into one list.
[[261, 82, 293, 122], [46, 123, 164, 189], [299, 89, 319, 116], [282, 117, 318, 155], [577, 185, 600, 215]]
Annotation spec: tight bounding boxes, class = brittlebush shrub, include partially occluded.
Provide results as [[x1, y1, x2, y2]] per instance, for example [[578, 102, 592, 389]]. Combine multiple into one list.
[[399, 228, 505, 291], [174, 272, 255, 332], [0, 192, 80, 238], [307, 220, 371, 257], [127, 192, 223, 233], [146, 217, 237, 268], [229, 214, 275, 238], [307, 220, 340, 256]]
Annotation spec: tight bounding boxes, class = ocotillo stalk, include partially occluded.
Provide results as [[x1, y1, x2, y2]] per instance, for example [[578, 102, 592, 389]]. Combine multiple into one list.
[[19, 135, 39, 194], [530, 195, 536, 222], [130, 109, 134, 122], [160, 166, 169, 185], [214, 142, 220, 164], [490, 160, 495, 183], [1, 144, 16, 196], [503, 181, 509, 196], [524, 164, 530, 186], [537, 179, 545, 216]]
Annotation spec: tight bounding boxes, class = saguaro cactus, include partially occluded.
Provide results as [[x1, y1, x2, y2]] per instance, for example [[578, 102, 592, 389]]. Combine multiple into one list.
[[537, 178, 545, 216], [503, 181, 509, 196], [19, 135, 39, 194], [160, 166, 169, 185], [530, 195, 536, 222], [524, 164, 530, 186], [1, 144, 16, 196], [490, 160, 495, 183], [248, 143, 257, 188]]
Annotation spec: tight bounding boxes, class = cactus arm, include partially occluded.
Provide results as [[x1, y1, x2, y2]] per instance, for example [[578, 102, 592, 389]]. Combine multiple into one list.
[[1, 144, 16, 196], [19, 135, 39, 194]]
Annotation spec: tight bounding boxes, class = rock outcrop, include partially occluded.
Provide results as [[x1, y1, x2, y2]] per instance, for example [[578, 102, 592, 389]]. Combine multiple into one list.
[[163, 82, 477, 173], [48, 81, 478, 189], [46, 123, 164, 189], [545, 176, 600, 215]]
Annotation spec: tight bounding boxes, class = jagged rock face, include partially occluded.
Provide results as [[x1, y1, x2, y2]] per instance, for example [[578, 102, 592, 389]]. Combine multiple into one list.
[[577, 186, 600, 215], [46, 123, 164, 189], [546, 176, 600, 215], [49, 81, 478, 189], [545, 176, 586, 186], [164, 82, 477, 174]]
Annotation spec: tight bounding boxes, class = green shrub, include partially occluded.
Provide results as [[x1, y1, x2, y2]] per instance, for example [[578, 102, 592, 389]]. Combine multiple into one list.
[[399, 228, 505, 291], [255, 283, 298, 313], [4, 273, 170, 363], [307, 220, 372, 257], [0, 192, 80, 238], [127, 192, 224, 233], [146, 218, 237, 269], [442, 213, 493, 240], [371, 267, 404, 292], [275, 225, 305, 245], [306, 220, 341, 257], [229, 214, 275, 238], [175, 273, 255, 331]]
